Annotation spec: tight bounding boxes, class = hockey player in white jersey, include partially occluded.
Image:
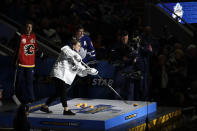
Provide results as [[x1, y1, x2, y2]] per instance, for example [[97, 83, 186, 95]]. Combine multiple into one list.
[[40, 39, 98, 115]]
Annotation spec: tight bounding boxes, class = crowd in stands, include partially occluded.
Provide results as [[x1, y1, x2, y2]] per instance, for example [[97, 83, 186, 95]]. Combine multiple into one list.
[[0, 0, 197, 108], [1, 0, 139, 49], [151, 25, 197, 107]]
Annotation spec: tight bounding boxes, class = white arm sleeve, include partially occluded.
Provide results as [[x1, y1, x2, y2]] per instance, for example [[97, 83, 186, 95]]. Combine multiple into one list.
[[61, 46, 79, 67], [76, 63, 88, 77], [61, 46, 88, 77], [61, 46, 75, 60]]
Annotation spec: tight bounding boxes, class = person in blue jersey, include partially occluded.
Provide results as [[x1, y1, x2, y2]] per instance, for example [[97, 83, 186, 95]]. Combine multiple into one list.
[[70, 25, 96, 64], [68, 25, 96, 98]]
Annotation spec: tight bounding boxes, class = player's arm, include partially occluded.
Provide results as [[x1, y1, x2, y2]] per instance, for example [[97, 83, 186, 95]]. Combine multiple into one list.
[[86, 37, 96, 61]]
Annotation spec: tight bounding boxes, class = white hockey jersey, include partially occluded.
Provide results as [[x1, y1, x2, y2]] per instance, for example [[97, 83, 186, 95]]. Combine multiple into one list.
[[50, 45, 87, 85]]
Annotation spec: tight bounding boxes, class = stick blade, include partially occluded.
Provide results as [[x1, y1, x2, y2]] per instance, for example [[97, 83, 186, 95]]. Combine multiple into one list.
[[12, 95, 21, 106]]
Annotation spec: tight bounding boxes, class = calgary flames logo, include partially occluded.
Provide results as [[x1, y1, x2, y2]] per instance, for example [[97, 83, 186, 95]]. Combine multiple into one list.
[[24, 44, 35, 55]]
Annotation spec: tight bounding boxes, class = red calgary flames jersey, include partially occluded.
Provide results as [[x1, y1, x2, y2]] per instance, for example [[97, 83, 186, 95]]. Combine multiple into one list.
[[19, 33, 37, 67]]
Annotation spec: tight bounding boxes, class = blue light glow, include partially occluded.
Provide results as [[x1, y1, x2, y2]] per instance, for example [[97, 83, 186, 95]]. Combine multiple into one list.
[[157, 2, 197, 23]]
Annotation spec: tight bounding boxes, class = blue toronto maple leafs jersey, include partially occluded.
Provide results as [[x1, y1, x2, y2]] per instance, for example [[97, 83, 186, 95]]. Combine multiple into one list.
[[69, 35, 96, 63]]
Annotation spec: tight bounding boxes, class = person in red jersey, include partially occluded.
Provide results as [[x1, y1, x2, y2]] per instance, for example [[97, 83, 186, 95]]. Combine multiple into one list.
[[14, 20, 38, 104]]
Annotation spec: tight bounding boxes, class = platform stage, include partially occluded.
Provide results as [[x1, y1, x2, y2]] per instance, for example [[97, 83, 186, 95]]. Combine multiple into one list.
[[0, 98, 184, 131], [26, 98, 156, 131]]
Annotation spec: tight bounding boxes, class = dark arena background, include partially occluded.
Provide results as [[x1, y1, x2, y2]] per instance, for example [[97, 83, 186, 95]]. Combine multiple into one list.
[[0, 0, 197, 131]]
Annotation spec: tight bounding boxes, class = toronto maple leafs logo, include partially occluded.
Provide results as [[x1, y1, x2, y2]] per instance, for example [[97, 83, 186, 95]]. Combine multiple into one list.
[[79, 47, 87, 59], [24, 44, 35, 55], [172, 3, 184, 23]]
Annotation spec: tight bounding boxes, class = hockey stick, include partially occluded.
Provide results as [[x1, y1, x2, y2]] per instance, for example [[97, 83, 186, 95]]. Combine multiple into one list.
[[12, 32, 22, 106], [81, 61, 130, 105], [12, 63, 21, 106]]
